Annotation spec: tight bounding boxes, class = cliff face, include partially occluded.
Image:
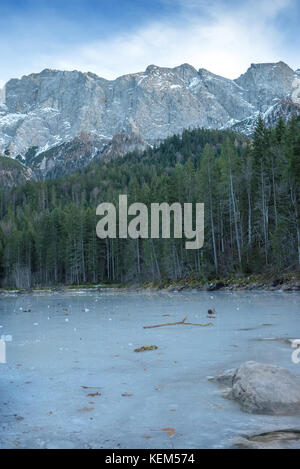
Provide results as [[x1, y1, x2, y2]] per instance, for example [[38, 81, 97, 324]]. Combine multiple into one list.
[[234, 62, 297, 111], [0, 61, 299, 182]]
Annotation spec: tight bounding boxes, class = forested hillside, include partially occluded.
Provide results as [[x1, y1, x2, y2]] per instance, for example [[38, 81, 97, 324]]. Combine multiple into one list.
[[0, 118, 299, 288], [0, 156, 33, 187]]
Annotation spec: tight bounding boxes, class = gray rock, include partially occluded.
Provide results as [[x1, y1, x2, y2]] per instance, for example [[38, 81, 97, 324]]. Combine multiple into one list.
[[222, 361, 300, 415], [1, 61, 299, 178], [207, 281, 225, 291], [212, 368, 236, 387], [233, 429, 300, 449], [234, 61, 296, 111]]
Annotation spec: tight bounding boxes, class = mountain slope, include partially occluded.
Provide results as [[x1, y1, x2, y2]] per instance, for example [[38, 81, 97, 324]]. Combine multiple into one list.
[[234, 61, 297, 110], [0, 61, 299, 181], [230, 97, 300, 136]]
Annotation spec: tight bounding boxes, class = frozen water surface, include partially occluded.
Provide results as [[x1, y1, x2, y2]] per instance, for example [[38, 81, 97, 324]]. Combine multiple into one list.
[[0, 290, 299, 449]]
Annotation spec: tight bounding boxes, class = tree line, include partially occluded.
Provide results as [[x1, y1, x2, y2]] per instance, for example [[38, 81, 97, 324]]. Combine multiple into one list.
[[0, 117, 299, 288]]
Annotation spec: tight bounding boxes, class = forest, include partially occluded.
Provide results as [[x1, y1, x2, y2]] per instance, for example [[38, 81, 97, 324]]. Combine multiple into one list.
[[0, 116, 299, 288]]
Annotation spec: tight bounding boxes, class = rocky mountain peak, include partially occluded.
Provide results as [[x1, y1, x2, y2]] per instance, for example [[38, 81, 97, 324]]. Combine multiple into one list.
[[172, 63, 198, 85], [234, 61, 296, 111], [174, 63, 197, 73], [145, 64, 162, 74], [0, 60, 299, 181]]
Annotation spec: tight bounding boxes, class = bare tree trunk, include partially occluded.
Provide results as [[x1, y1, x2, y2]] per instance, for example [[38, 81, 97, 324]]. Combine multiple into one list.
[[136, 238, 141, 276], [230, 167, 241, 264], [207, 160, 218, 272], [151, 239, 161, 280], [220, 203, 225, 253], [261, 161, 268, 264], [290, 185, 300, 265], [247, 189, 252, 245], [229, 191, 233, 254], [111, 240, 115, 281], [272, 160, 278, 228], [175, 243, 182, 278], [105, 238, 110, 280]]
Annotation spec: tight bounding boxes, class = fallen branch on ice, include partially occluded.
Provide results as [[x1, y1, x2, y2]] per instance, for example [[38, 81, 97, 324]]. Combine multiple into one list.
[[143, 316, 213, 329]]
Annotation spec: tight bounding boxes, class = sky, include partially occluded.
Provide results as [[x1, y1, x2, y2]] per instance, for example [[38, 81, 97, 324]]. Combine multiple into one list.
[[0, 0, 299, 87]]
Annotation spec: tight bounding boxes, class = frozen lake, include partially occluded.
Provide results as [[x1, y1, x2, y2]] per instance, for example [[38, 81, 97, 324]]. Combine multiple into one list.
[[0, 290, 299, 449]]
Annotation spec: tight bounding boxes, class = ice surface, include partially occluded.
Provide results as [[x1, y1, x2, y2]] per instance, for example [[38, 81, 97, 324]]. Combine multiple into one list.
[[0, 291, 299, 449]]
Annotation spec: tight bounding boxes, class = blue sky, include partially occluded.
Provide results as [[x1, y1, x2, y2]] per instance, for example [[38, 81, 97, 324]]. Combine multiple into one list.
[[0, 0, 299, 87]]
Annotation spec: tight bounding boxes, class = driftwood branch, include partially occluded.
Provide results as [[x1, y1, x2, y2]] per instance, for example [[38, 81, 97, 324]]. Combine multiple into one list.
[[143, 316, 213, 329]]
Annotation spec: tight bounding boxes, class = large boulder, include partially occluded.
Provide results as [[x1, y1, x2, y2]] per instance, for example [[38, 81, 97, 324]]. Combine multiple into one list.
[[214, 361, 300, 415]]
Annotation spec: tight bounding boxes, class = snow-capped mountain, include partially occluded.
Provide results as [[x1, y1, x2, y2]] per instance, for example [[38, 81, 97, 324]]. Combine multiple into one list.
[[0, 61, 299, 179]]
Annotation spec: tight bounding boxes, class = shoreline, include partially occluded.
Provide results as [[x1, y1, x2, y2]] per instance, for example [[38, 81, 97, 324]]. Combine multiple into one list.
[[1, 272, 299, 295]]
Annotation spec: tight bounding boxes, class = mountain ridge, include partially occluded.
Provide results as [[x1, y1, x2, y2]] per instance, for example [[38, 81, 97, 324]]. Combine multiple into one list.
[[0, 60, 299, 181]]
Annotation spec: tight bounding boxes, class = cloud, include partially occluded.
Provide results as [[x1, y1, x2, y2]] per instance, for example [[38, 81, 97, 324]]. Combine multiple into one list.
[[0, 0, 297, 84], [50, 0, 295, 80]]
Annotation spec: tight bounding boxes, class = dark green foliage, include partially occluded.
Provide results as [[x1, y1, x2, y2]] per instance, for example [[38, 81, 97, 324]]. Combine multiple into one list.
[[0, 121, 299, 288], [0, 155, 31, 188], [0, 155, 27, 171]]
